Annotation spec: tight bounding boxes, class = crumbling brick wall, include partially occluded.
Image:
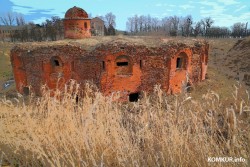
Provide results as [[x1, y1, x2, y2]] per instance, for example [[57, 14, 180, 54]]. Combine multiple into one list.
[[10, 38, 209, 101]]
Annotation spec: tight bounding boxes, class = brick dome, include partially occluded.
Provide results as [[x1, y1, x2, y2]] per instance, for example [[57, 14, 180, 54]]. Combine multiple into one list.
[[65, 6, 88, 19]]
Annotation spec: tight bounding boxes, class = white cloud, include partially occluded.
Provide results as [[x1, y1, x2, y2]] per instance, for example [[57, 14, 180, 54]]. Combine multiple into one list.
[[155, 3, 176, 7], [199, 1, 224, 9], [180, 4, 195, 10], [198, 0, 250, 27], [217, 0, 240, 5], [234, 5, 247, 12], [156, 3, 162, 7], [199, 1, 226, 16], [169, 4, 176, 7], [200, 10, 250, 27], [31, 17, 47, 24], [166, 9, 174, 12]]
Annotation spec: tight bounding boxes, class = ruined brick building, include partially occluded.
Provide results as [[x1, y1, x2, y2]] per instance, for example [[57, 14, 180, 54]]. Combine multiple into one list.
[[91, 17, 105, 36], [64, 6, 91, 39], [10, 37, 209, 101]]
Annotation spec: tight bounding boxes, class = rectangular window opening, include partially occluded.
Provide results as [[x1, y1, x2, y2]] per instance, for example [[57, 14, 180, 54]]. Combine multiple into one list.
[[23, 87, 30, 96], [140, 60, 142, 68], [117, 62, 128, 66], [102, 61, 105, 70], [176, 57, 182, 69]]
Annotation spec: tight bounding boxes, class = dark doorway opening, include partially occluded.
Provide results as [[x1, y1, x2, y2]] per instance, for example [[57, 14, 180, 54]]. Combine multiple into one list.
[[129, 92, 140, 102], [23, 87, 29, 95], [117, 62, 128, 66]]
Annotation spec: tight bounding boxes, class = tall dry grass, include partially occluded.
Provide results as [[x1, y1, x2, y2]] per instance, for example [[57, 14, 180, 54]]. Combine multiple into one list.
[[0, 81, 249, 167]]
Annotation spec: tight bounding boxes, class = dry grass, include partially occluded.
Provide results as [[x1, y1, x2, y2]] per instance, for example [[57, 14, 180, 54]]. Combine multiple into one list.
[[0, 42, 13, 81], [0, 42, 15, 97], [208, 37, 250, 91], [0, 81, 249, 167]]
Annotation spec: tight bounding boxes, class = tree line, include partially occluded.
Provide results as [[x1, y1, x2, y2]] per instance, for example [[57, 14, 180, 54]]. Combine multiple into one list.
[[97, 12, 116, 36], [0, 12, 64, 42], [0, 12, 117, 42], [1, 11, 249, 42], [126, 14, 249, 38]]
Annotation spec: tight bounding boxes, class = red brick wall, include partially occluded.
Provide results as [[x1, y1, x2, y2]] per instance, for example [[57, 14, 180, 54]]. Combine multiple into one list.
[[168, 48, 192, 94], [10, 50, 27, 94], [64, 19, 91, 39], [10, 42, 209, 100]]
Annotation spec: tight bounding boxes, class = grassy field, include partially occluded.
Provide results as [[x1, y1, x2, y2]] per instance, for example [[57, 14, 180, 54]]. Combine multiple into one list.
[[0, 81, 249, 167], [0, 42, 14, 96], [0, 37, 249, 166], [0, 42, 13, 80]]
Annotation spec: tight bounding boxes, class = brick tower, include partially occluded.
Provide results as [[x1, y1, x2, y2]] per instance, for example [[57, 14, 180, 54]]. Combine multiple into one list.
[[64, 6, 91, 39]]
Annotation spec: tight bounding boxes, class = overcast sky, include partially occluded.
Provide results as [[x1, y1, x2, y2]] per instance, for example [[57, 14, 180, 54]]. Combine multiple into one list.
[[0, 0, 249, 30]]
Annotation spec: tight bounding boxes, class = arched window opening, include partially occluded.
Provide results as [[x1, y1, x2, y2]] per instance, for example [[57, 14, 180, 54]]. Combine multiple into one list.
[[50, 56, 63, 73], [176, 52, 188, 70], [53, 60, 60, 66], [115, 55, 132, 75]]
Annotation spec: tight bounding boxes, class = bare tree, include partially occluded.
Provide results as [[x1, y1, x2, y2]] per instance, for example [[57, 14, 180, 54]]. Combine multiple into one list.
[[104, 12, 116, 35], [134, 15, 138, 33], [170, 16, 179, 36], [206, 26, 230, 38], [162, 17, 172, 35], [146, 15, 152, 32], [201, 17, 214, 36], [0, 12, 16, 26], [245, 22, 248, 36], [104, 12, 116, 28], [231, 22, 245, 38], [138, 16, 144, 32], [180, 15, 193, 37], [193, 21, 202, 37], [126, 17, 134, 33], [152, 17, 159, 32], [16, 14, 25, 26]]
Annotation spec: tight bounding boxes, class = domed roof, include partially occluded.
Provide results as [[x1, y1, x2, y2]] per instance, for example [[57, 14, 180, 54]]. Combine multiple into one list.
[[65, 6, 88, 19]]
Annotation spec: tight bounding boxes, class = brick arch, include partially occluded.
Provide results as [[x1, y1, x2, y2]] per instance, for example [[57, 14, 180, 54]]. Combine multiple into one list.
[[175, 51, 189, 70], [115, 55, 133, 75], [169, 49, 192, 94]]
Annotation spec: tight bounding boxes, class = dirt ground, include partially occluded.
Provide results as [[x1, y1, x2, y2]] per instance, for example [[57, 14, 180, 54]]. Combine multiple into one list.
[[0, 37, 249, 98]]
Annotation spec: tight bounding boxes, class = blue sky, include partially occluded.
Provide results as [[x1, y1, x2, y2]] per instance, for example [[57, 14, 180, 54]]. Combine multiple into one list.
[[0, 0, 249, 30]]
